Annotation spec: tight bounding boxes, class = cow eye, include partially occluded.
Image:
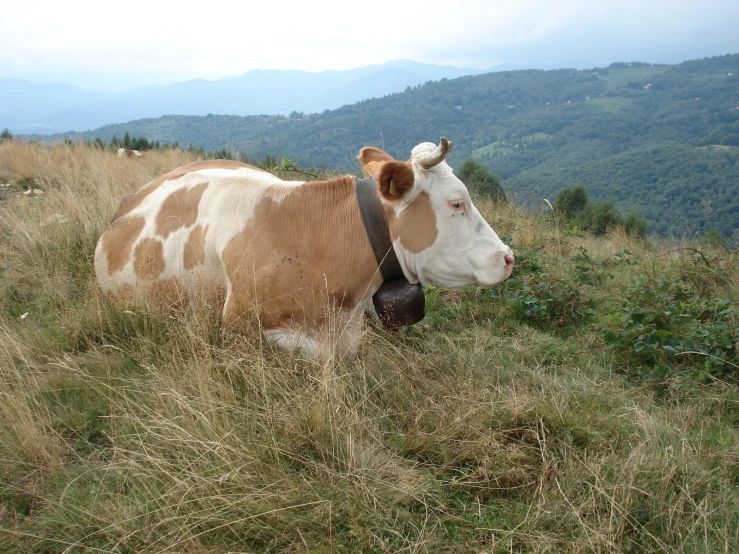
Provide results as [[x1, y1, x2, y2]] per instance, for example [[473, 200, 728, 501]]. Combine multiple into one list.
[[448, 200, 466, 211]]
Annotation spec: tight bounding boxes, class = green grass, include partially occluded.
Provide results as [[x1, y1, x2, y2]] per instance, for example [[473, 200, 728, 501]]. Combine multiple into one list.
[[589, 97, 636, 113], [1, 141, 738, 553], [473, 134, 552, 159], [602, 65, 669, 87]]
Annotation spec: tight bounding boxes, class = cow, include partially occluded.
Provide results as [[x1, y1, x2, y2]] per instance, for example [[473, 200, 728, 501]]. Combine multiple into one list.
[[94, 138, 514, 362], [117, 148, 145, 158]]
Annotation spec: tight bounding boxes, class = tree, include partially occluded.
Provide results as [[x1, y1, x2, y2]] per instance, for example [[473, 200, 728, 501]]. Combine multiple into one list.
[[554, 185, 588, 220], [574, 198, 622, 237], [455, 158, 507, 201], [0, 128, 12, 141], [624, 211, 648, 238]]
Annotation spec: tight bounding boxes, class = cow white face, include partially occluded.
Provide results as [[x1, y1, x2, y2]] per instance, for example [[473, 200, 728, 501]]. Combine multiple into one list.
[[358, 138, 514, 289]]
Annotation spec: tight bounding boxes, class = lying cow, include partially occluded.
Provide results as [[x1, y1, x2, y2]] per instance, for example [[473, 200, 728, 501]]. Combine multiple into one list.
[[95, 138, 514, 361], [117, 148, 145, 158]]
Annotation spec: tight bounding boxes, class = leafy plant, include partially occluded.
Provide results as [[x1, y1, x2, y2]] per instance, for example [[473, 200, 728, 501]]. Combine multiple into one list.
[[489, 247, 594, 329], [572, 247, 640, 287], [605, 275, 738, 380]]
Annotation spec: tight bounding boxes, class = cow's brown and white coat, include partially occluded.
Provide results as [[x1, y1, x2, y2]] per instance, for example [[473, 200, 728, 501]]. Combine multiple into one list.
[[95, 139, 514, 361]]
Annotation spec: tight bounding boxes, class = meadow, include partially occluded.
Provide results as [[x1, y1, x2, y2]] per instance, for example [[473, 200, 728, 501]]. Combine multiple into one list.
[[0, 141, 737, 553]]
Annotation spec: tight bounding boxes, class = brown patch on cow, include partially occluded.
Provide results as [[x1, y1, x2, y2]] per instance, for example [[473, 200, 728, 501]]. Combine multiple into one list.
[[133, 238, 166, 279], [101, 216, 146, 273], [112, 159, 255, 222], [155, 182, 209, 239], [376, 161, 414, 201], [221, 176, 381, 329], [330, 291, 355, 309], [183, 224, 209, 270], [385, 192, 438, 254]]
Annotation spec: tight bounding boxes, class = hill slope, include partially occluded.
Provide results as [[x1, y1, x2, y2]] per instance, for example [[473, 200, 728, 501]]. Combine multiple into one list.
[[1, 60, 479, 134], [1, 142, 737, 553], [54, 54, 739, 238]]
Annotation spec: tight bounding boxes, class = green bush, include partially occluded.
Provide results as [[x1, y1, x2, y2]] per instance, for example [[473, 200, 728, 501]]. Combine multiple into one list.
[[554, 185, 588, 220], [489, 248, 595, 329], [703, 228, 732, 252], [624, 211, 648, 238], [456, 158, 507, 202], [571, 247, 640, 287], [573, 198, 623, 237], [554, 187, 647, 238], [605, 274, 738, 381]]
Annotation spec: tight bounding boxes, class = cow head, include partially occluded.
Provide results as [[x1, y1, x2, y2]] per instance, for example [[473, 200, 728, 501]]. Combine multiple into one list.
[[358, 138, 514, 288]]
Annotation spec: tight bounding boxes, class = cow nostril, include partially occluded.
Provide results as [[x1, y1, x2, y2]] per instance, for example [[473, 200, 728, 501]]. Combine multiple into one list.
[[504, 254, 515, 268]]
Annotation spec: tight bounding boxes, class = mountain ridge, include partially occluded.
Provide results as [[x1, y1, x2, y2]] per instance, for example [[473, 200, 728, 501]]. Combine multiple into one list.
[[1, 60, 480, 134]]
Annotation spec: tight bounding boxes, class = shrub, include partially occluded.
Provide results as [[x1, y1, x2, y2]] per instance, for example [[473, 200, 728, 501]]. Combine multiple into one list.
[[553, 185, 588, 220], [210, 147, 233, 160], [703, 228, 732, 252], [554, 187, 648, 238], [489, 248, 595, 329], [605, 274, 738, 381], [573, 198, 622, 237], [455, 158, 507, 202], [624, 211, 648, 238], [571, 247, 640, 287]]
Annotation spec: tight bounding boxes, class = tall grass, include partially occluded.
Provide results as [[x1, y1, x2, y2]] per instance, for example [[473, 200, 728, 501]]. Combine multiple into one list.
[[1, 141, 737, 552]]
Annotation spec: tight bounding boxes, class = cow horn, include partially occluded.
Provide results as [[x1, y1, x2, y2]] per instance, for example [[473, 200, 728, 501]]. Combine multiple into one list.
[[418, 137, 453, 169]]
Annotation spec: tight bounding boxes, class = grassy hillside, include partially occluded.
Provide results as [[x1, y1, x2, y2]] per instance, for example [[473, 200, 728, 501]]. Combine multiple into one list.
[[1, 142, 738, 553], [50, 53, 739, 239]]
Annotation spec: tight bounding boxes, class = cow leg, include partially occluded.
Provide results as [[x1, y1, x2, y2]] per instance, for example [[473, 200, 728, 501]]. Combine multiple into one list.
[[332, 301, 367, 359], [264, 301, 368, 363], [263, 328, 334, 362]]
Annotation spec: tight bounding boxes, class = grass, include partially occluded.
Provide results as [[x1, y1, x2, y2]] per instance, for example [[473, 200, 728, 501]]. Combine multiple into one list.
[[589, 97, 636, 113], [1, 141, 738, 553], [602, 66, 669, 88], [473, 134, 552, 159]]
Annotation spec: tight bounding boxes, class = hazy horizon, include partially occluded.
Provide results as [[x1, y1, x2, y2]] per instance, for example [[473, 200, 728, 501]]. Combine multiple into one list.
[[1, 0, 737, 92]]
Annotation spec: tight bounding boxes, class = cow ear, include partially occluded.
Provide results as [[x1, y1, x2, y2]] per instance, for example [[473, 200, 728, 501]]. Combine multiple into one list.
[[377, 161, 414, 201], [358, 146, 395, 177]]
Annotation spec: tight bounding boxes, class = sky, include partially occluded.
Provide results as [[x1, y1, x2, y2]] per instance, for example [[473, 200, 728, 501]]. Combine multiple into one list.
[[1, 0, 737, 91]]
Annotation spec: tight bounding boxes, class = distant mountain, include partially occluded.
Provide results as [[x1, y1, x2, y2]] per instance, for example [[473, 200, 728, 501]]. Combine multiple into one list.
[[0, 79, 114, 133], [0, 60, 480, 134], [54, 54, 739, 238]]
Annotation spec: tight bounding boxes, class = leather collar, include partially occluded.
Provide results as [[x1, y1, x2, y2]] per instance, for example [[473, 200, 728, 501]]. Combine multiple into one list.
[[355, 177, 404, 281]]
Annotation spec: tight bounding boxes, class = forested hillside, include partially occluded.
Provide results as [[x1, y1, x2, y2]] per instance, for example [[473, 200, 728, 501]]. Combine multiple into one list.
[[53, 54, 739, 238]]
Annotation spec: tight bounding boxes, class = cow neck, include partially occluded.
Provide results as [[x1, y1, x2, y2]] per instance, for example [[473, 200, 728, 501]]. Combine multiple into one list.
[[355, 177, 404, 281]]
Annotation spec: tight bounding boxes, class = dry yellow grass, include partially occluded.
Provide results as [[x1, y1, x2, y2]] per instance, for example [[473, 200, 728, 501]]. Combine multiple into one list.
[[0, 140, 737, 553]]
